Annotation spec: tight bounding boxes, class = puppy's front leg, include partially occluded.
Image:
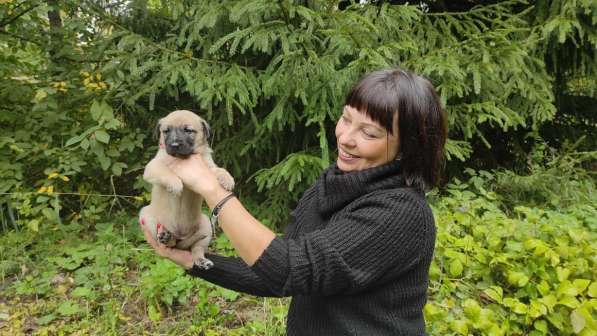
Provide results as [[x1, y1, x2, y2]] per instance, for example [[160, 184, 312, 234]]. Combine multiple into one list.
[[213, 168, 235, 191], [201, 153, 235, 191], [143, 157, 183, 196]]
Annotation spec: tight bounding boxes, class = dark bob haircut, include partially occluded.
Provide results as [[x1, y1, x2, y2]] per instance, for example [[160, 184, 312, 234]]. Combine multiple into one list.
[[344, 68, 448, 191]]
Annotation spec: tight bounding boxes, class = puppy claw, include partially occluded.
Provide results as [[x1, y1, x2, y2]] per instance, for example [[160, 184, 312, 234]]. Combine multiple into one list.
[[194, 258, 214, 270]]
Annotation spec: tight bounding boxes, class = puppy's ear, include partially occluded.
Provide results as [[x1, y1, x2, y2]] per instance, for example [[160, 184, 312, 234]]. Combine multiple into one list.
[[154, 121, 161, 140], [201, 120, 212, 141]]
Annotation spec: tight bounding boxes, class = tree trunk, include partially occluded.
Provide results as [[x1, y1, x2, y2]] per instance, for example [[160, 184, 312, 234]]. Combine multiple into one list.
[[47, 0, 64, 74]]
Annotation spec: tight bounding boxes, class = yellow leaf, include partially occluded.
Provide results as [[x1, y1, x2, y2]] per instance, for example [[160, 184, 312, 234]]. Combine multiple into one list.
[[37, 186, 47, 193], [60, 175, 70, 182], [96, 73, 102, 81], [47, 186, 54, 195], [48, 172, 59, 179], [34, 89, 48, 101]]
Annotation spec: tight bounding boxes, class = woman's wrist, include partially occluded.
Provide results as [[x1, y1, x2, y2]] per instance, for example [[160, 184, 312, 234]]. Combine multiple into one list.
[[204, 186, 233, 210]]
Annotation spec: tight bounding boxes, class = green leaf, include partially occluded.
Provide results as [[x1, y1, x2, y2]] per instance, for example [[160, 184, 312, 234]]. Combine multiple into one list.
[[65, 134, 83, 147], [534, 320, 548, 333], [98, 155, 111, 171], [27, 219, 39, 232], [450, 319, 469, 335], [588, 282, 597, 298], [71, 287, 92, 298], [556, 267, 571, 282], [449, 259, 463, 277], [557, 280, 578, 298], [37, 314, 56, 325], [90, 100, 103, 121], [94, 130, 110, 144], [57, 301, 82, 316], [570, 309, 586, 333], [148, 304, 161, 322], [484, 286, 503, 303], [572, 279, 591, 294]]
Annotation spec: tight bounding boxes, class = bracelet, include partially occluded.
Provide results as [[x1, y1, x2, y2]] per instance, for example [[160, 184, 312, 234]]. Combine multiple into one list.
[[209, 193, 235, 228]]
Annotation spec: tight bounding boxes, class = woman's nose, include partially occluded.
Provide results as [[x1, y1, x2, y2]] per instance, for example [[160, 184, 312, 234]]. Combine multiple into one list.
[[337, 128, 356, 147]]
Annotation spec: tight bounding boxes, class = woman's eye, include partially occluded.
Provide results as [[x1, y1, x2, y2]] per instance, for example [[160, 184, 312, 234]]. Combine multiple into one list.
[[362, 129, 377, 138]]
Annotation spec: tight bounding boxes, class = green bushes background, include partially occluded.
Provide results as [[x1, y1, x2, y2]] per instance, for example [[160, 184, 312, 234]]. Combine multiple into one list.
[[0, 0, 595, 335]]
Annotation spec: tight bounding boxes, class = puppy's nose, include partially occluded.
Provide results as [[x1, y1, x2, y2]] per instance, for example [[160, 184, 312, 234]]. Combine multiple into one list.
[[169, 141, 180, 148]]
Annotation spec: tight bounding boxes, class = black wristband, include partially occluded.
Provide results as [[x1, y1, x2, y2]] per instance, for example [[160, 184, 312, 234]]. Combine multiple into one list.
[[210, 193, 235, 226]]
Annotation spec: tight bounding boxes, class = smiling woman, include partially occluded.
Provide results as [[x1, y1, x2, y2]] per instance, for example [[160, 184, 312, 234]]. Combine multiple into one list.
[[341, 68, 447, 190], [142, 68, 448, 335]]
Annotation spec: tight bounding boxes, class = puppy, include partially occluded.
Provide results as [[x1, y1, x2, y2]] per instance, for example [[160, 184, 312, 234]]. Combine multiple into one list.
[[139, 110, 234, 270]]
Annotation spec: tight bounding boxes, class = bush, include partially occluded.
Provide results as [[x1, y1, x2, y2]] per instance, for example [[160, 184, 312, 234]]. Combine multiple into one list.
[[426, 177, 596, 335]]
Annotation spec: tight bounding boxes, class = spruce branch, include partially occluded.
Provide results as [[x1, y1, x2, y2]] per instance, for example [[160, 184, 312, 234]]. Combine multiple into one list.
[[76, 0, 258, 72]]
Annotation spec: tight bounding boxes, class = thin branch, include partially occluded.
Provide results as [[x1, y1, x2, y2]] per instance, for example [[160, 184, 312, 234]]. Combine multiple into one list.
[[0, 3, 40, 28], [0, 29, 43, 45]]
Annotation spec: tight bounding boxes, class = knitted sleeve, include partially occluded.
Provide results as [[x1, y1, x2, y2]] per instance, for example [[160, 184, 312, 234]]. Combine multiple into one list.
[[186, 254, 279, 297], [249, 190, 432, 297]]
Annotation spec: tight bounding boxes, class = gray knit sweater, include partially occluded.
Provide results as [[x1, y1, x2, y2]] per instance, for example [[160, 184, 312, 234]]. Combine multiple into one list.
[[188, 160, 436, 335]]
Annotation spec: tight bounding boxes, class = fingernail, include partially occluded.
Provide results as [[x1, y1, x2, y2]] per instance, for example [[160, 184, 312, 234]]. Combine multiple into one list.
[[140, 218, 145, 226]]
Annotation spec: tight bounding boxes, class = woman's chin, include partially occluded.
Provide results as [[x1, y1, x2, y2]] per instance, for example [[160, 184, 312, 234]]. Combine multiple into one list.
[[337, 159, 358, 172]]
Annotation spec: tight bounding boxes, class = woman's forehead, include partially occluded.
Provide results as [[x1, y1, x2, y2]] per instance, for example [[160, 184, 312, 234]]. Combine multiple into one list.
[[343, 105, 396, 131]]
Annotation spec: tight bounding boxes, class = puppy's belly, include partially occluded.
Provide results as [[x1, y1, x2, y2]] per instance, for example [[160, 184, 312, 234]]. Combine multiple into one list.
[[142, 206, 198, 235]]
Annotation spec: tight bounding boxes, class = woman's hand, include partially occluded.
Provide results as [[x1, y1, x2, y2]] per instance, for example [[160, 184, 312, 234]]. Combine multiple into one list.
[[167, 154, 220, 196], [140, 220, 194, 270]]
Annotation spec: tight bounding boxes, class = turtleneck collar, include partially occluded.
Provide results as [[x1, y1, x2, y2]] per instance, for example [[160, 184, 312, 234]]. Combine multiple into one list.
[[316, 159, 406, 215]]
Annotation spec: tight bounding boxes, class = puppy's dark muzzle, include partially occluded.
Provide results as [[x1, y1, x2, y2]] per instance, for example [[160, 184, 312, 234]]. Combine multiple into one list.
[[166, 142, 193, 158]]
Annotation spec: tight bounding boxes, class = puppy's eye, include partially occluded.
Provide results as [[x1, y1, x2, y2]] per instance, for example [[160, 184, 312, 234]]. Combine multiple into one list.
[[162, 129, 170, 134], [184, 128, 196, 134]]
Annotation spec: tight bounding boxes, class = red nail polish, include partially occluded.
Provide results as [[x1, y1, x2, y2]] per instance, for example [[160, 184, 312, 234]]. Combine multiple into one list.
[[141, 218, 145, 226]]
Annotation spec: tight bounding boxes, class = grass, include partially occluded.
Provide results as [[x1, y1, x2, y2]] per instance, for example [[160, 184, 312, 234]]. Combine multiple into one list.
[[0, 214, 288, 336]]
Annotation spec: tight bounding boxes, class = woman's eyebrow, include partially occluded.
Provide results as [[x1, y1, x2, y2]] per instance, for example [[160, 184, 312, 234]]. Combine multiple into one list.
[[361, 122, 384, 132]]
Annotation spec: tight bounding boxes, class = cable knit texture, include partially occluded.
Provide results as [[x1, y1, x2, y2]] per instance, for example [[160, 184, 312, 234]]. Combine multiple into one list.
[[188, 160, 436, 335]]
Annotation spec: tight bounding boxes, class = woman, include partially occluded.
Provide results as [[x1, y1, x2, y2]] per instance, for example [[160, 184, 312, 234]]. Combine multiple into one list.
[[141, 68, 447, 335]]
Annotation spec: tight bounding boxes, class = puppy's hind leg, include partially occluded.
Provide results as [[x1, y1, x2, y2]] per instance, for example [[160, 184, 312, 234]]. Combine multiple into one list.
[[190, 214, 214, 270], [139, 206, 159, 240]]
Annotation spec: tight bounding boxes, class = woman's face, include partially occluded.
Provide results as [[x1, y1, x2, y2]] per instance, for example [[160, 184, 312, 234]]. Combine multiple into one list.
[[335, 105, 400, 172]]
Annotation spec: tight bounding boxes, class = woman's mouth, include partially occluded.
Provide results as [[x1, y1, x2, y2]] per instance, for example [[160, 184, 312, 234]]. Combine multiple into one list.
[[338, 148, 360, 162]]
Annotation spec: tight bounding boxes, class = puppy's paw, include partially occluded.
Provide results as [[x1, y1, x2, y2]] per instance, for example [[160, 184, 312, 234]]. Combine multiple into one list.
[[158, 229, 176, 247], [194, 258, 214, 270], [214, 168, 235, 191], [165, 178, 183, 196]]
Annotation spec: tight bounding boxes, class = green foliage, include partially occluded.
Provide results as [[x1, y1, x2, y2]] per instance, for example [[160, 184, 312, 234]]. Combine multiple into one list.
[[3, 0, 595, 232], [427, 177, 596, 336], [465, 140, 597, 210], [140, 258, 196, 307]]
